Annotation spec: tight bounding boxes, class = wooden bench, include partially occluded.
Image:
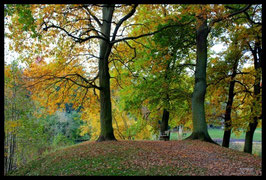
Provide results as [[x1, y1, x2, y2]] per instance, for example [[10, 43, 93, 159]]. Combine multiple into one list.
[[159, 130, 170, 141]]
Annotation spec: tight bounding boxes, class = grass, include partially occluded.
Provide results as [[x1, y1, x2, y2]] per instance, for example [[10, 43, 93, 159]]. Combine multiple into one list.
[[170, 128, 262, 157], [170, 128, 261, 141], [8, 140, 261, 176], [208, 128, 261, 141]]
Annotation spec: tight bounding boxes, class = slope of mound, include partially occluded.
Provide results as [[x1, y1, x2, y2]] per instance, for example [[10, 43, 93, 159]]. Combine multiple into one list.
[[8, 140, 261, 176]]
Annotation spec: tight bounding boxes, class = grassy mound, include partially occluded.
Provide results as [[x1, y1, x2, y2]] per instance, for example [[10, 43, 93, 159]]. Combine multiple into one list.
[[8, 140, 261, 176]]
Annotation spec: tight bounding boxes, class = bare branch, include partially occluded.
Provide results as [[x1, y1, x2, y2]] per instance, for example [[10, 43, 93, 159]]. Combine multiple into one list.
[[82, 5, 102, 27], [25, 73, 101, 91], [43, 23, 108, 43], [111, 4, 138, 42]]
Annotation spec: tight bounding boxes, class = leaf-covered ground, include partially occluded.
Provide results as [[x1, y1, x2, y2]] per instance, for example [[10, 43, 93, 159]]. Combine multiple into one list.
[[8, 140, 261, 176]]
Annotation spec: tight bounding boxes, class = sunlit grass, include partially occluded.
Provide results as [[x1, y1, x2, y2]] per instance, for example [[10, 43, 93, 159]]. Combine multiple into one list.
[[170, 128, 261, 156]]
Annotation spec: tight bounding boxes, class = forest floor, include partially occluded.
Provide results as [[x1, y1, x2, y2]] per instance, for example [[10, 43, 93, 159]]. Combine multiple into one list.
[[8, 140, 262, 176]]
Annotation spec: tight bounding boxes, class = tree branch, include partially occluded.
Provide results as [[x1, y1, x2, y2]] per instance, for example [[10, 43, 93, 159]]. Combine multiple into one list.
[[26, 73, 101, 90], [244, 11, 262, 25], [175, 63, 196, 68], [82, 5, 102, 27], [209, 4, 252, 30], [111, 4, 138, 42], [43, 23, 108, 43], [110, 21, 193, 44], [234, 79, 252, 95]]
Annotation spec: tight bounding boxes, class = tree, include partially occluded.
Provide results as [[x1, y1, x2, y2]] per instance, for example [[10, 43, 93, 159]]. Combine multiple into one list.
[[187, 10, 212, 142], [242, 5, 262, 153], [155, 18, 196, 136], [95, 4, 117, 141], [208, 39, 243, 147], [184, 4, 251, 143], [4, 62, 21, 174], [112, 5, 197, 139], [4, 61, 49, 174], [204, 4, 261, 150], [220, 4, 262, 153]]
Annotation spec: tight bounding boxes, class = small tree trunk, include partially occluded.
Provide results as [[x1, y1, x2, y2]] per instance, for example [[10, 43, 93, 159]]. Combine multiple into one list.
[[160, 108, 169, 134], [244, 42, 261, 153], [222, 81, 235, 147], [222, 59, 238, 147], [4, 133, 9, 175], [97, 5, 116, 142], [160, 58, 171, 139], [8, 134, 16, 172], [186, 15, 215, 144]]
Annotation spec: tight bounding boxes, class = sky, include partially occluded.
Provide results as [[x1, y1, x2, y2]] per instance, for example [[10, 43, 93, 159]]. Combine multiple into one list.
[[4, 34, 227, 66]]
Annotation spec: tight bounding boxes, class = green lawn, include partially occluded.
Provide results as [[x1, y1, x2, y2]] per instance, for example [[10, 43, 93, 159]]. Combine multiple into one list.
[[170, 128, 262, 141], [170, 128, 262, 157], [208, 128, 261, 141]]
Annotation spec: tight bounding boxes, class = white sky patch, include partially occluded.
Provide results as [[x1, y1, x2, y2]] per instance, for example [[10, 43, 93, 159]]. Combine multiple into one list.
[[4, 18, 17, 65], [210, 42, 226, 54]]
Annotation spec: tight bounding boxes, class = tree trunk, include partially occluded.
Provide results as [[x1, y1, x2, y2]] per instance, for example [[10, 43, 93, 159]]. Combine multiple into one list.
[[4, 133, 9, 175], [244, 42, 261, 153], [222, 59, 239, 147], [222, 86, 234, 147], [222, 90, 233, 148], [160, 60, 171, 136], [160, 108, 170, 134], [244, 120, 258, 153], [97, 5, 116, 142], [186, 16, 215, 143], [8, 134, 16, 172]]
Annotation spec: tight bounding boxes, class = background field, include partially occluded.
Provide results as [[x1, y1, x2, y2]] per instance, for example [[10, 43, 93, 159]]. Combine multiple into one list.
[[170, 128, 262, 157]]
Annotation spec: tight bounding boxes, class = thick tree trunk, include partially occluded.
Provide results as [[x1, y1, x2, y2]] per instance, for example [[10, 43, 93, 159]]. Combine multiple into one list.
[[244, 120, 258, 153], [160, 108, 170, 134], [97, 5, 116, 142], [186, 16, 215, 144], [222, 59, 238, 147]]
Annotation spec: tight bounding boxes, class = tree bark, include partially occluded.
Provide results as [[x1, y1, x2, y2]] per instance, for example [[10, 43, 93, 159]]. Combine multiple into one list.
[[244, 120, 258, 153], [97, 5, 116, 142], [244, 42, 261, 153], [160, 108, 170, 134], [160, 59, 171, 136], [4, 133, 9, 175], [186, 16, 215, 143], [222, 61, 238, 147]]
